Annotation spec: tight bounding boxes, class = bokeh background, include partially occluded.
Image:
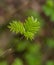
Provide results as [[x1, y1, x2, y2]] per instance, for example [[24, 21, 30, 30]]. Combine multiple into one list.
[[0, 0, 54, 65]]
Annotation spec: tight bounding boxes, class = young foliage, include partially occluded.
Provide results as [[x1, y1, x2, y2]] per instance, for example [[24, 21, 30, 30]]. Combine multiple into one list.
[[8, 16, 41, 40], [8, 21, 25, 34], [42, 0, 54, 22]]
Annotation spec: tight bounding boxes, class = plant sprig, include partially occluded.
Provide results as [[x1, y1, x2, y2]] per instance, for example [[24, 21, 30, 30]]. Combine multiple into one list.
[[8, 16, 41, 40]]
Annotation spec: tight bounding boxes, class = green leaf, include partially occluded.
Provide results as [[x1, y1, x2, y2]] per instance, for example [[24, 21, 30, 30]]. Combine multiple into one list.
[[8, 21, 25, 34], [24, 16, 40, 40], [24, 16, 40, 33], [24, 31, 34, 40], [8, 16, 41, 40]]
